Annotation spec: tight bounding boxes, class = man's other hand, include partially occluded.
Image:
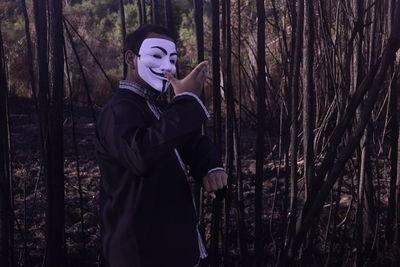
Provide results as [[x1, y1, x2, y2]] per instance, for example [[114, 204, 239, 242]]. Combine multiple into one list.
[[164, 61, 209, 96], [202, 170, 228, 199]]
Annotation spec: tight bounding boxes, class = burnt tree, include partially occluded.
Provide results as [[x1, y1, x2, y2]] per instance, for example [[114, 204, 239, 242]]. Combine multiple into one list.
[[210, 0, 223, 266], [119, 0, 127, 77], [255, 0, 266, 266], [0, 21, 13, 267], [223, 0, 235, 264], [44, 0, 65, 265], [152, 0, 159, 24]]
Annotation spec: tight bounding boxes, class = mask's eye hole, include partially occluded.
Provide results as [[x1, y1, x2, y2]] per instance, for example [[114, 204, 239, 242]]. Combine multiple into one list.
[[170, 60, 176, 64], [153, 54, 162, 59]]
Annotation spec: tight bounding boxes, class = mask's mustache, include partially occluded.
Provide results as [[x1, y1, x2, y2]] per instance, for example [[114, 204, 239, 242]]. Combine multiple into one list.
[[150, 68, 168, 79]]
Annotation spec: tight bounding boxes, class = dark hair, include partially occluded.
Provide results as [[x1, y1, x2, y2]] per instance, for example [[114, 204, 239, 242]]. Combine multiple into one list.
[[124, 24, 174, 55]]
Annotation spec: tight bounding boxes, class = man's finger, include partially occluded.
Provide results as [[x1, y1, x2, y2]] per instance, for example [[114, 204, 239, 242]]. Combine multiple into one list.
[[203, 177, 211, 192], [222, 172, 228, 187], [197, 67, 209, 84], [214, 173, 224, 189], [164, 71, 177, 83], [208, 192, 216, 199], [208, 175, 218, 191], [191, 61, 208, 76], [204, 64, 209, 76], [200, 63, 209, 77]]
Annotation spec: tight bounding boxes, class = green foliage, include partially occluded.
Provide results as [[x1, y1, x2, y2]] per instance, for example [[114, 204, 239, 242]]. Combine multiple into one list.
[[177, 9, 196, 69], [66, 0, 140, 42], [124, 3, 140, 34], [179, 9, 195, 43], [67, 0, 119, 40], [1, 3, 27, 96], [2, 0, 200, 99], [171, 0, 192, 34], [98, 12, 118, 39], [0, 1, 22, 20]]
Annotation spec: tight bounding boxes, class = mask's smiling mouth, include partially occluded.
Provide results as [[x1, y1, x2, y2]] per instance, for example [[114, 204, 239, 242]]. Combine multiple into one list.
[[149, 68, 167, 79]]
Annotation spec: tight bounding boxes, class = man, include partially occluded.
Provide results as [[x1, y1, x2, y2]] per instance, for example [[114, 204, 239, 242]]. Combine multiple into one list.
[[96, 24, 228, 267]]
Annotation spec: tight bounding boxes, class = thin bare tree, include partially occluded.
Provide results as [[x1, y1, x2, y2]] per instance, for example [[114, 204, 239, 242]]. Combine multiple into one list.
[[152, 0, 159, 24], [299, 0, 316, 259], [234, 0, 248, 264], [139, 0, 147, 25], [255, 0, 266, 265], [210, 1, 223, 266], [284, 0, 303, 262], [44, 0, 65, 265], [119, 0, 127, 77], [33, 0, 49, 148], [0, 20, 13, 267], [224, 0, 235, 264], [164, 0, 174, 35]]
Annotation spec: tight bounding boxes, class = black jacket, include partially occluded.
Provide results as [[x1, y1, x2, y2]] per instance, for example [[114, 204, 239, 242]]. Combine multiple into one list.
[[96, 82, 223, 267]]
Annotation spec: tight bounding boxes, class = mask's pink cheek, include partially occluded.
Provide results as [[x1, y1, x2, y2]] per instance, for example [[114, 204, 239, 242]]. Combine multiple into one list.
[[140, 55, 161, 68]]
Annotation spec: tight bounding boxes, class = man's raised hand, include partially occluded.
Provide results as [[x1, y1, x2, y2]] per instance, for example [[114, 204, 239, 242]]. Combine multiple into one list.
[[202, 170, 228, 199], [164, 61, 209, 96]]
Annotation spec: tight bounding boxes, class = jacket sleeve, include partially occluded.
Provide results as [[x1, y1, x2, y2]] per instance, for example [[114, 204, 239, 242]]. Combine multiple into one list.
[[96, 95, 209, 177], [180, 130, 224, 182]]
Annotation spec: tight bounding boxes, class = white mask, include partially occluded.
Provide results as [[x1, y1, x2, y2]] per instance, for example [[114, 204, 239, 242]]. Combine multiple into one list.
[[137, 38, 177, 92]]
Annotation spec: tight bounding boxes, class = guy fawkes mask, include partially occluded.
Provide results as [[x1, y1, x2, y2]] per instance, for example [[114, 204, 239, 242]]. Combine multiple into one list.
[[137, 38, 178, 92]]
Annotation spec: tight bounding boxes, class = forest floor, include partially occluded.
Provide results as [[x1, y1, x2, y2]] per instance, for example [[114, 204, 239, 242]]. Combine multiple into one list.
[[10, 97, 102, 266], [9, 97, 394, 267]]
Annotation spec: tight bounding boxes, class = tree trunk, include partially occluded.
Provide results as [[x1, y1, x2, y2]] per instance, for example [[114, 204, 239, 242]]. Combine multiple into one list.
[[385, 0, 398, 247], [211, 0, 221, 148], [152, 0, 159, 24], [235, 0, 248, 264], [255, 0, 266, 266], [139, 0, 147, 25], [393, 64, 400, 254], [387, 67, 398, 245], [164, 0, 174, 36], [285, 0, 304, 261], [119, 0, 127, 78], [353, 0, 365, 265], [137, 0, 144, 25], [224, 0, 235, 265], [192, 0, 205, 247], [44, 0, 65, 265], [33, 0, 49, 146], [302, 0, 315, 209], [352, 1, 377, 265], [210, 1, 222, 266], [298, 0, 315, 260], [0, 21, 13, 267], [193, 0, 204, 63]]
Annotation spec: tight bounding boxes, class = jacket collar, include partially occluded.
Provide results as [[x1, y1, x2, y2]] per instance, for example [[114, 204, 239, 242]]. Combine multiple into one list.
[[119, 80, 160, 101]]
